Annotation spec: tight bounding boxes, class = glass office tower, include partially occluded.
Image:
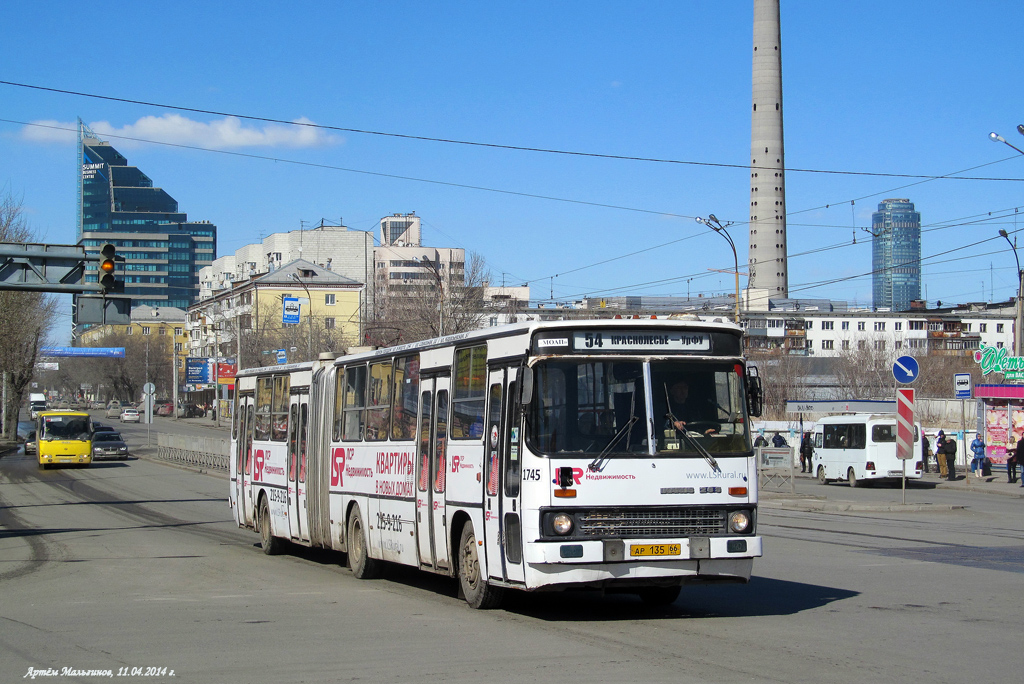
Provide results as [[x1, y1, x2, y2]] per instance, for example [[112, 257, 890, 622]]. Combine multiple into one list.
[[77, 120, 216, 310], [871, 198, 921, 311]]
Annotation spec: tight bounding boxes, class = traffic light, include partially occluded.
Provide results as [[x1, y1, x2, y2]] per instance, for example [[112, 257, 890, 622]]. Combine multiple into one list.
[[98, 243, 119, 294]]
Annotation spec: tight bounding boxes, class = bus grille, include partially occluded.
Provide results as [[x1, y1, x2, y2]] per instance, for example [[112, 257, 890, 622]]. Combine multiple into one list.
[[576, 508, 727, 537]]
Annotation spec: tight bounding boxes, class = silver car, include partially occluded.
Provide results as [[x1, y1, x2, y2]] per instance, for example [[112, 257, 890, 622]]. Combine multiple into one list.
[[92, 431, 129, 460], [120, 408, 140, 423]]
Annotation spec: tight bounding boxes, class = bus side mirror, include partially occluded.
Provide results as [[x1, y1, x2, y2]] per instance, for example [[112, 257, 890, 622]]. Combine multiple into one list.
[[746, 366, 763, 418], [519, 366, 534, 405]]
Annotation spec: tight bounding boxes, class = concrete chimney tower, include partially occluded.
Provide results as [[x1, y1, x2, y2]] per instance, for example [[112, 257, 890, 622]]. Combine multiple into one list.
[[748, 0, 788, 297]]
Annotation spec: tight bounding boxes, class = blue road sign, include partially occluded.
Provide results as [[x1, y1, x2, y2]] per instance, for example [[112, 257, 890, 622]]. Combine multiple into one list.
[[276, 349, 287, 365], [892, 355, 920, 384], [954, 373, 973, 399], [282, 297, 300, 325]]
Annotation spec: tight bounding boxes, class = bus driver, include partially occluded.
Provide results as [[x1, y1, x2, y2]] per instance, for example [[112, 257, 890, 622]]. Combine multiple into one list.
[[664, 379, 718, 436]]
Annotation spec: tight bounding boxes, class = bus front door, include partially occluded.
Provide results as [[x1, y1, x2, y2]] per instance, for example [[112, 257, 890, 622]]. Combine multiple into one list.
[[415, 377, 452, 573], [235, 396, 255, 527], [484, 367, 525, 584]]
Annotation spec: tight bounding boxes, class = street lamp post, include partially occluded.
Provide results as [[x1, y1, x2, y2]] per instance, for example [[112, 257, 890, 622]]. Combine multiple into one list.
[[999, 229, 1023, 356], [695, 214, 741, 323], [289, 273, 314, 361], [420, 256, 444, 336]]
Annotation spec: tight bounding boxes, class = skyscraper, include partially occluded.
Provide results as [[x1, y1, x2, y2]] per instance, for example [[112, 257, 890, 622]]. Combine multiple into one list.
[[871, 198, 921, 311], [77, 120, 216, 312]]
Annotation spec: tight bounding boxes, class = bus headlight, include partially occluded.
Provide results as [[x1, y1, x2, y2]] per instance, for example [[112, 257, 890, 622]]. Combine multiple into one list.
[[552, 513, 574, 535], [728, 510, 751, 534]]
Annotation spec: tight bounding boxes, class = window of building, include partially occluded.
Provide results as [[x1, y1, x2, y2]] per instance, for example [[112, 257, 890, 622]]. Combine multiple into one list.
[[962, 323, 971, 332], [857, 322, 865, 331], [997, 324, 1004, 333], [874, 340, 886, 350], [159, 327, 166, 335], [174, 327, 183, 336], [980, 323, 988, 333], [841, 322, 850, 331], [127, 327, 134, 335], [325, 293, 336, 306], [910, 321, 925, 330], [997, 342, 1004, 348], [895, 341, 902, 349], [142, 326, 151, 335], [858, 340, 867, 350], [822, 339, 834, 350], [895, 322, 902, 331], [805, 321, 813, 330], [174, 342, 182, 352], [874, 322, 885, 331], [324, 317, 336, 329], [842, 340, 850, 350], [822, 321, 834, 330]]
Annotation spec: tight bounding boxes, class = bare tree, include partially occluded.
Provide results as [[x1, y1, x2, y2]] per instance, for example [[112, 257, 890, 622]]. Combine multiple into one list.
[[367, 251, 490, 346], [747, 349, 805, 420], [0, 190, 58, 438]]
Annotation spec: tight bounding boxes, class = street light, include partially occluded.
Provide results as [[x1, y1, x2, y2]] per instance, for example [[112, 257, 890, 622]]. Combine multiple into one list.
[[989, 125, 1024, 155], [695, 214, 741, 323], [289, 272, 314, 361], [420, 256, 444, 336], [999, 229, 1023, 355]]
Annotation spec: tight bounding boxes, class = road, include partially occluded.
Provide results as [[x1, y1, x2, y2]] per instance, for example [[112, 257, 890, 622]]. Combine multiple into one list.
[[1, 416, 1021, 683]]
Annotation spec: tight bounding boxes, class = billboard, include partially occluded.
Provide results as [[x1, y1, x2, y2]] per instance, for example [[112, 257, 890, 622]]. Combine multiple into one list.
[[186, 357, 212, 384]]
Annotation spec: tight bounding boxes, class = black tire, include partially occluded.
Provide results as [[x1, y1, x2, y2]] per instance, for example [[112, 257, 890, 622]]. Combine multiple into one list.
[[347, 507, 382, 579], [638, 586, 681, 606], [848, 467, 861, 488], [817, 465, 827, 485], [259, 496, 283, 555], [458, 523, 504, 609]]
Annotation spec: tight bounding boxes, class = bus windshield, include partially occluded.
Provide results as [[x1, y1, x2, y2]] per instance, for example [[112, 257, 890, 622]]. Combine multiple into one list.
[[527, 359, 750, 456], [40, 414, 92, 441]]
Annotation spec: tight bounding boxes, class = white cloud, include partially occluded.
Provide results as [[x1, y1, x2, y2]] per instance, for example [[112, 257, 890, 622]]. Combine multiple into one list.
[[21, 114, 341, 149]]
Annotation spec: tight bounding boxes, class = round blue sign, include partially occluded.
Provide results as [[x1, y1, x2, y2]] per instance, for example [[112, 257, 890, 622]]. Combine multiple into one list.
[[892, 355, 919, 384]]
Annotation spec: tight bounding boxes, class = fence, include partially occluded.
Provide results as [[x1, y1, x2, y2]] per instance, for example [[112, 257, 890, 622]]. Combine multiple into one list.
[[156, 432, 230, 471]]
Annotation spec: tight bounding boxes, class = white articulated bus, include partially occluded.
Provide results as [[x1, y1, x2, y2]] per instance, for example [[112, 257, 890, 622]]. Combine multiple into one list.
[[230, 319, 764, 608], [811, 413, 923, 487]]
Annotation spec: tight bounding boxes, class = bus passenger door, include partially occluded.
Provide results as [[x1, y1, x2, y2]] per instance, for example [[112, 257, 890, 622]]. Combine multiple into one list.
[[236, 397, 255, 527], [287, 395, 311, 542], [414, 377, 452, 572], [500, 369, 526, 583]]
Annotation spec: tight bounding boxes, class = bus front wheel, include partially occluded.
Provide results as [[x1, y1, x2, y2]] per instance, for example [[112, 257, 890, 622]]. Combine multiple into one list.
[[817, 465, 827, 485], [458, 523, 504, 609], [347, 507, 382, 579]]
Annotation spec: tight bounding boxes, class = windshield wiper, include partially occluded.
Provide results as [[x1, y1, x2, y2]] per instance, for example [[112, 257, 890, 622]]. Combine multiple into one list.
[[588, 389, 638, 473], [664, 382, 721, 473]]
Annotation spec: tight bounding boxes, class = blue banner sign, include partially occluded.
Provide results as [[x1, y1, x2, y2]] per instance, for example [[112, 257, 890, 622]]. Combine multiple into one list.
[[40, 347, 125, 358], [283, 297, 300, 325], [186, 357, 212, 383]]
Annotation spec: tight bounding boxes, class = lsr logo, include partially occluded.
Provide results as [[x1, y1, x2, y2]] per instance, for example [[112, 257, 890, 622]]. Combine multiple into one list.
[[450, 455, 475, 473], [253, 449, 268, 481], [551, 468, 584, 485], [331, 447, 354, 487]]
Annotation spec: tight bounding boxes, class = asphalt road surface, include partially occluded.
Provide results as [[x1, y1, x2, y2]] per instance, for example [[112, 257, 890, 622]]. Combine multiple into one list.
[[1, 431, 1021, 684]]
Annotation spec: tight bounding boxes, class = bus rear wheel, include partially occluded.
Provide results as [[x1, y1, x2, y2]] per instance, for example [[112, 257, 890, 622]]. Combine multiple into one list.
[[458, 523, 504, 609], [848, 468, 862, 488], [259, 496, 283, 555], [347, 507, 382, 579]]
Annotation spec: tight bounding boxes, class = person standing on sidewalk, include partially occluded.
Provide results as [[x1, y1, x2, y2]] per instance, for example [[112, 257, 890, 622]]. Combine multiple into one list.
[[1009, 434, 1024, 484], [969, 433, 986, 479], [935, 431, 949, 478], [943, 431, 958, 481], [799, 431, 813, 473], [921, 433, 931, 474]]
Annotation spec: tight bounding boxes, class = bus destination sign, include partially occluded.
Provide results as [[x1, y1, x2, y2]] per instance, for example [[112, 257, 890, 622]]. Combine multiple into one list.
[[571, 331, 710, 352]]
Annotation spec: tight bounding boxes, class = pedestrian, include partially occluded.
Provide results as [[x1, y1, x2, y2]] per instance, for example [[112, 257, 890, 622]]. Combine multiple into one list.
[[771, 432, 788, 448], [969, 432, 986, 479], [799, 431, 813, 473], [921, 433, 931, 474], [942, 431, 958, 481], [1010, 433, 1023, 484], [753, 432, 768, 448]]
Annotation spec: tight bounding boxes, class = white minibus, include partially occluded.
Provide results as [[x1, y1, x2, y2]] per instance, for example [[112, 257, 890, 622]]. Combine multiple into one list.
[[811, 414, 922, 487]]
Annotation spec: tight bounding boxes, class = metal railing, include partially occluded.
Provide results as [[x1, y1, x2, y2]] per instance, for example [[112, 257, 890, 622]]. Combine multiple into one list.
[[155, 433, 229, 471]]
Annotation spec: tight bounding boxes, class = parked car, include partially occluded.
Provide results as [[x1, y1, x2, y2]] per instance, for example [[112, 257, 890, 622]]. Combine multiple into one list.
[[178, 403, 205, 418], [120, 407, 140, 423], [156, 403, 175, 417], [92, 431, 129, 460], [24, 430, 36, 455]]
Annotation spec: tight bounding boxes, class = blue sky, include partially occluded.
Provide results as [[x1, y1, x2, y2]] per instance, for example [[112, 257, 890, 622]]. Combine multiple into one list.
[[2, 1, 1023, 337]]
